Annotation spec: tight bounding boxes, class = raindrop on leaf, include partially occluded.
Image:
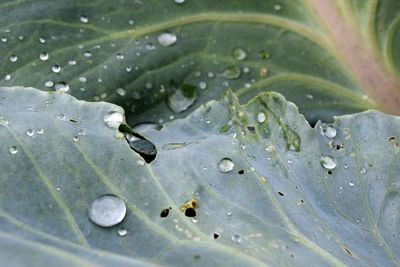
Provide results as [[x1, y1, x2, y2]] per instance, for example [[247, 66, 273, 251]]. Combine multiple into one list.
[[88, 194, 126, 227]]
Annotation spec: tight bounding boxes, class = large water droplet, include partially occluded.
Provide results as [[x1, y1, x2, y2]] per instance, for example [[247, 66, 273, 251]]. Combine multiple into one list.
[[221, 66, 241, 79], [88, 194, 126, 227], [54, 82, 69, 92], [39, 52, 49, 61], [103, 111, 124, 129], [320, 156, 336, 170], [157, 32, 177, 46], [218, 158, 234, 172], [9, 55, 18, 62], [257, 112, 266, 123], [8, 146, 18, 155], [232, 48, 246, 61], [167, 84, 197, 113]]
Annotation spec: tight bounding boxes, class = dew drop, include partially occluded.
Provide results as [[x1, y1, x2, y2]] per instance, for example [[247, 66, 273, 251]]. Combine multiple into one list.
[[9, 55, 18, 62], [145, 43, 156, 50], [103, 111, 124, 129], [45, 81, 54, 88], [257, 112, 266, 123], [167, 84, 197, 113], [26, 129, 34, 137], [38, 37, 46, 44], [54, 82, 69, 92], [136, 159, 145, 166], [174, 0, 185, 3], [39, 52, 49, 61], [0, 117, 9, 127], [83, 51, 92, 58], [80, 15, 89, 24], [72, 136, 79, 142], [157, 32, 177, 46], [274, 4, 282, 11], [88, 194, 126, 227], [36, 128, 44, 135], [233, 48, 246, 61], [51, 65, 61, 73], [218, 158, 234, 173], [360, 167, 367, 174], [78, 129, 86, 136], [117, 228, 128, 236], [320, 156, 336, 170], [198, 81, 207, 90], [116, 53, 124, 60], [349, 181, 355, 187], [116, 88, 126, 96], [4, 74, 11, 81], [1, 37, 8, 43], [8, 146, 18, 155], [321, 126, 337, 139], [231, 234, 242, 244], [221, 66, 241, 79]]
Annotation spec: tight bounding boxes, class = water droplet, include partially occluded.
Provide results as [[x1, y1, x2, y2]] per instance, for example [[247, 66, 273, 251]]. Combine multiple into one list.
[[198, 81, 207, 90], [1, 37, 8, 43], [83, 51, 92, 58], [191, 218, 198, 223], [103, 111, 124, 129], [38, 37, 46, 44], [274, 4, 282, 11], [218, 158, 234, 173], [0, 117, 9, 127], [26, 129, 34, 137], [54, 82, 69, 92], [80, 15, 89, 23], [51, 65, 61, 73], [157, 32, 177, 46], [39, 52, 49, 61], [231, 234, 242, 244], [145, 43, 156, 50], [79, 77, 87, 83], [174, 0, 185, 3], [377, 176, 382, 180], [72, 136, 79, 142], [45, 81, 54, 88], [136, 159, 145, 166], [36, 128, 44, 135], [257, 112, 266, 123], [8, 146, 18, 155], [4, 74, 11, 81], [348, 181, 355, 187], [9, 55, 18, 62], [207, 72, 215, 78], [68, 60, 77, 65], [320, 156, 336, 170], [78, 129, 86, 136], [222, 66, 241, 79], [321, 126, 337, 139], [233, 48, 246, 61], [88, 194, 126, 227], [116, 88, 126, 96], [360, 167, 367, 174], [117, 228, 128, 236], [116, 53, 124, 60], [167, 84, 197, 113]]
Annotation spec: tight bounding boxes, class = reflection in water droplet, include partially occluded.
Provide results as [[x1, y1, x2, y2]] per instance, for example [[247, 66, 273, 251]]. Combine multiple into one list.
[[257, 112, 266, 123], [231, 234, 242, 244], [0, 117, 9, 127], [54, 82, 69, 92], [103, 111, 124, 129], [117, 228, 128, 236], [26, 129, 34, 137], [88, 195, 126, 227], [8, 146, 18, 155], [39, 52, 49, 61], [157, 32, 177, 46], [9, 55, 18, 62], [233, 48, 246, 61], [218, 158, 234, 173], [320, 156, 336, 170]]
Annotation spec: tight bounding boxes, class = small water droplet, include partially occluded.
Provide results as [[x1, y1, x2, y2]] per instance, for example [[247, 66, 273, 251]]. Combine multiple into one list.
[[38, 37, 46, 44], [343, 164, 348, 169], [68, 60, 77, 65], [274, 4, 282, 11], [348, 181, 355, 187], [39, 52, 49, 61], [0, 117, 9, 127], [320, 156, 336, 170], [36, 128, 44, 135], [218, 158, 234, 173], [191, 218, 198, 223], [80, 15, 89, 23], [4, 74, 11, 81], [78, 129, 86, 136], [221, 66, 241, 79], [233, 48, 246, 61], [83, 51, 92, 58], [9, 55, 18, 62], [103, 111, 124, 129], [377, 176, 382, 180], [360, 167, 367, 174], [198, 81, 207, 90], [257, 112, 266, 123], [1, 37, 8, 43], [116, 53, 124, 60], [8, 146, 18, 155], [207, 72, 215, 78], [157, 32, 177, 46], [72, 136, 79, 142], [26, 129, 34, 137], [117, 228, 128, 236], [88, 195, 126, 227], [231, 234, 242, 244], [145, 43, 156, 50], [136, 159, 145, 166], [174, 0, 185, 3], [51, 65, 61, 73], [54, 82, 69, 92]]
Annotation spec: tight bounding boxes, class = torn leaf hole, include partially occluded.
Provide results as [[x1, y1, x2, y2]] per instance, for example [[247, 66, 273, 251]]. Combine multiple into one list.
[[278, 192, 284, 196], [213, 233, 220, 239], [160, 207, 171, 218]]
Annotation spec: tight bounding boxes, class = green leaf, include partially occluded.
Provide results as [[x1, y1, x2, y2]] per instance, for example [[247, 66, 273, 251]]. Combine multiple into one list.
[[1, 0, 399, 125], [1, 86, 399, 266]]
